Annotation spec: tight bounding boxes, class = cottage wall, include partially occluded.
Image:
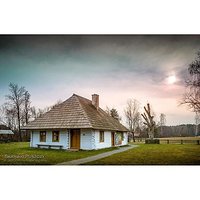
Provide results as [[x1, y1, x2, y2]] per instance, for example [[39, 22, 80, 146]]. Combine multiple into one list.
[[93, 130, 128, 149], [80, 129, 94, 150], [30, 129, 128, 150], [94, 130, 112, 149], [121, 132, 128, 146], [30, 130, 69, 149]]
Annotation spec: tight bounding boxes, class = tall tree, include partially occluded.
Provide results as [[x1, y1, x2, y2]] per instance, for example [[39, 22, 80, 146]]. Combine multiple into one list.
[[23, 91, 31, 125], [5, 83, 26, 141], [30, 99, 63, 119], [106, 107, 121, 121], [159, 113, 166, 136], [124, 99, 140, 142], [110, 108, 121, 121], [105, 106, 111, 116], [195, 112, 200, 136], [0, 106, 6, 125], [181, 50, 200, 113], [141, 103, 156, 139]]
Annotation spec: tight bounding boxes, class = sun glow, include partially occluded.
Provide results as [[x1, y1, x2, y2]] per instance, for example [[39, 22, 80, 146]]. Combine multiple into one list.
[[167, 75, 177, 84]]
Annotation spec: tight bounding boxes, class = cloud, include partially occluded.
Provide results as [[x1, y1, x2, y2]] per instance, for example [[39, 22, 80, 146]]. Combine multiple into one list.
[[0, 35, 200, 125]]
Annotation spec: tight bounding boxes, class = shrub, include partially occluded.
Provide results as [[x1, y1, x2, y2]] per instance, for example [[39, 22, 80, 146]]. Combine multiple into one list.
[[145, 139, 160, 144]]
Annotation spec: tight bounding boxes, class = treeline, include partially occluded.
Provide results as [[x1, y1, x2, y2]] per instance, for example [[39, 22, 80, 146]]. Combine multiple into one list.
[[157, 124, 200, 137]]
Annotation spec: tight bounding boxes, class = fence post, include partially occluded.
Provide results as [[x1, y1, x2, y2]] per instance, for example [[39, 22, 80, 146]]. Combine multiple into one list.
[[181, 140, 183, 144], [197, 140, 200, 145], [167, 140, 169, 144]]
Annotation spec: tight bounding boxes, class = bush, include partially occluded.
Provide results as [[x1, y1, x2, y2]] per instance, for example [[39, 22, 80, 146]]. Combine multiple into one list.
[[145, 139, 160, 144]]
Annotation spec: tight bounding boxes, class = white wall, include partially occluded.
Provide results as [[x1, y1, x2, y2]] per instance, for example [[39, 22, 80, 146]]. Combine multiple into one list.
[[93, 131, 128, 149], [94, 130, 112, 149], [31, 129, 69, 149], [30, 129, 128, 150], [122, 132, 128, 146], [80, 130, 129, 150], [80, 129, 94, 150]]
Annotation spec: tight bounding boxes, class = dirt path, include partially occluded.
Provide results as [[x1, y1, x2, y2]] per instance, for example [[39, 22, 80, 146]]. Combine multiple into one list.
[[57, 145, 138, 165]]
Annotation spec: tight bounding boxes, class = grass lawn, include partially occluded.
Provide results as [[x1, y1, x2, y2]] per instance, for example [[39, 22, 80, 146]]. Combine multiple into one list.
[[0, 142, 117, 165], [86, 144, 200, 165]]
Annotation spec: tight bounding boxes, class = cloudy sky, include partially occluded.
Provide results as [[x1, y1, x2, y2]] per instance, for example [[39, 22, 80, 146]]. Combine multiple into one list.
[[0, 35, 200, 126]]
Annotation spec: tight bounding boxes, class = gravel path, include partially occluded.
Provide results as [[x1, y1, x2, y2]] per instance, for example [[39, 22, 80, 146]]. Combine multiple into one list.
[[57, 145, 138, 165]]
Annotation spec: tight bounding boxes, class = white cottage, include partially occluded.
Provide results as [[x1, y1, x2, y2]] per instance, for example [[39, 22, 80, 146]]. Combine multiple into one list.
[[23, 94, 129, 150]]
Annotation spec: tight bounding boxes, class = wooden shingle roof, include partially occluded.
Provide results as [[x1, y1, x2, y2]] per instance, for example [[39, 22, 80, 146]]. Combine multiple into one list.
[[23, 94, 128, 132]]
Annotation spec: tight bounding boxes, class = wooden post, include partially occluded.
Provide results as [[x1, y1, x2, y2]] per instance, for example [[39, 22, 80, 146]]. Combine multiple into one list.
[[167, 140, 169, 144], [197, 140, 200, 145], [181, 140, 183, 144]]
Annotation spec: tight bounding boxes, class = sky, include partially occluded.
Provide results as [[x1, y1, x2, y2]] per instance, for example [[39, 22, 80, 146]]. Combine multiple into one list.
[[0, 35, 200, 126]]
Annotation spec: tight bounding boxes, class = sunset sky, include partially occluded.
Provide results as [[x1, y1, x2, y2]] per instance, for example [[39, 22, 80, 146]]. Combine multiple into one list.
[[0, 35, 200, 126]]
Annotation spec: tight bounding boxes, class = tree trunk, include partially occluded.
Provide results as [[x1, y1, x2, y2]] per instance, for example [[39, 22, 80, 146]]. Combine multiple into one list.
[[149, 131, 154, 140], [195, 124, 198, 136], [17, 106, 22, 142], [132, 132, 135, 142]]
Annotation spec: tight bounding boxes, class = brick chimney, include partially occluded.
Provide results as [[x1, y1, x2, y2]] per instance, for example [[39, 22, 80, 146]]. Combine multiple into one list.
[[92, 94, 99, 110]]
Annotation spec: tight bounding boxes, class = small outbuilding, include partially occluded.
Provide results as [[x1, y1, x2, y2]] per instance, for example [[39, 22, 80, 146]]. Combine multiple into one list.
[[22, 94, 129, 150], [0, 125, 14, 142]]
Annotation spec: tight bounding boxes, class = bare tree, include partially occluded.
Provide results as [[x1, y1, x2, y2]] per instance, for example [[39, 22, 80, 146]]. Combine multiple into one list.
[[4, 105, 18, 130], [141, 103, 156, 139], [124, 99, 140, 142], [195, 112, 200, 136], [23, 91, 31, 125], [181, 50, 200, 113], [105, 106, 111, 116], [5, 83, 26, 141], [159, 113, 166, 136], [31, 99, 63, 119], [30, 106, 37, 120], [0, 106, 6, 125]]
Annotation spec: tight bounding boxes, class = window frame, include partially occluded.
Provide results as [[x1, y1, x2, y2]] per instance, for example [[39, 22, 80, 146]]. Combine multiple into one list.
[[99, 131, 104, 143], [52, 130, 60, 142], [40, 131, 46, 142]]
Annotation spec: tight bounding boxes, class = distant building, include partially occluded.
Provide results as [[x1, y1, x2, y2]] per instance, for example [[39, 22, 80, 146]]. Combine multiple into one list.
[[0, 125, 14, 142]]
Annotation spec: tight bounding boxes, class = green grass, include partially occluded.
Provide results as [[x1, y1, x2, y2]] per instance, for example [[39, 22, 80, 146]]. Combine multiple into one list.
[[0, 142, 117, 165], [86, 144, 200, 165], [1, 142, 200, 165]]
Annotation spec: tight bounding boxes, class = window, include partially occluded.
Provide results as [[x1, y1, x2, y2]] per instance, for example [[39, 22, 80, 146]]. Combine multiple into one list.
[[40, 131, 46, 142], [52, 131, 59, 142], [115, 132, 123, 145], [99, 131, 104, 142], [121, 132, 124, 141]]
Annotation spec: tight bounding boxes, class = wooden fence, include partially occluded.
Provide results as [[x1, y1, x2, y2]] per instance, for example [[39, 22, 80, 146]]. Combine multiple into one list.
[[134, 138, 200, 145], [160, 139, 200, 145]]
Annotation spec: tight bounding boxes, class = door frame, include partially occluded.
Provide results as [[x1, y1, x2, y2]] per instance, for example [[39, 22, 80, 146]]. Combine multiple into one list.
[[70, 129, 81, 149], [111, 132, 115, 146]]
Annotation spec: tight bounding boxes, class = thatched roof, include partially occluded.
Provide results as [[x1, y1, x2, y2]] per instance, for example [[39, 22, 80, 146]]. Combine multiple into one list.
[[22, 94, 128, 132]]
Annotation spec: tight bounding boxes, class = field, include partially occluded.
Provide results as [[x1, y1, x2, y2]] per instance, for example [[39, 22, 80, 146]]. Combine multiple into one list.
[[86, 144, 200, 165], [0, 142, 116, 165], [0, 141, 200, 165]]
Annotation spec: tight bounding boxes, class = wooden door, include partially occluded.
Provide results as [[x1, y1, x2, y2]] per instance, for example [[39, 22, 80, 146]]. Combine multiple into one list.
[[111, 132, 115, 146], [70, 129, 80, 149]]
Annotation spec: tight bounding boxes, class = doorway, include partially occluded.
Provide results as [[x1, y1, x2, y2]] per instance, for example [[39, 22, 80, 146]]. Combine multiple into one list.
[[70, 129, 80, 149], [111, 132, 115, 146]]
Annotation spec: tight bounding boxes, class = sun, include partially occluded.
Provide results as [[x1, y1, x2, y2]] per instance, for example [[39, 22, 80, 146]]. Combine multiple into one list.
[[167, 75, 176, 84]]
